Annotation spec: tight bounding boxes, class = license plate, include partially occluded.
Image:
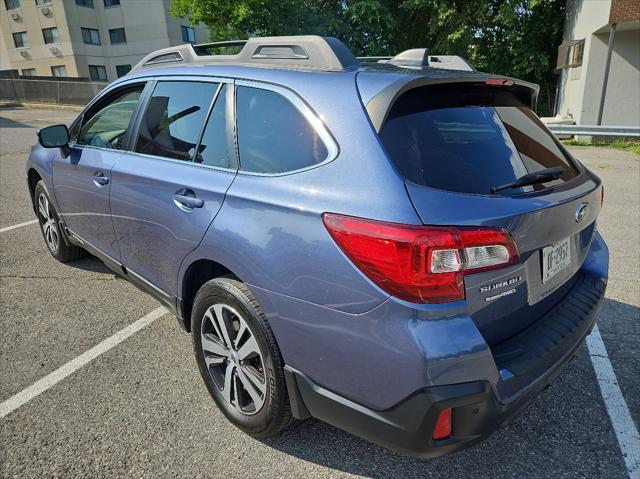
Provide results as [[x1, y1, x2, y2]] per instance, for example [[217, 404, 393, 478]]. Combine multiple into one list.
[[542, 237, 571, 283]]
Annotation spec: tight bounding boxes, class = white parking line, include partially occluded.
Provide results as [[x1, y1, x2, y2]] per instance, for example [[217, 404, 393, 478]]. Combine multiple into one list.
[[0, 306, 167, 419], [587, 324, 640, 479], [0, 219, 38, 234]]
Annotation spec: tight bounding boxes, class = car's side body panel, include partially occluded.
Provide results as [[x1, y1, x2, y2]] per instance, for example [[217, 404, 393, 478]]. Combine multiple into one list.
[[109, 76, 238, 297], [52, 147, 122, 260], [26, 145, 56, 210], [110, 154, 237, 296], [176, 68, 421, 315]]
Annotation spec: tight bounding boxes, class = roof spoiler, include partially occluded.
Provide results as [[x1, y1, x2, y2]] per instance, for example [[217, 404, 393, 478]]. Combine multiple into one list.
[[132, 35, 359, 72], [365, 75, 540, 132]]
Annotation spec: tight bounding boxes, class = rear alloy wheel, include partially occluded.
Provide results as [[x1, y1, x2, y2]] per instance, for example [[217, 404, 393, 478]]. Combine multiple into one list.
[[34, 181, 85, 262], [201, 304, 267, 415], [192, 277, 292, 437]]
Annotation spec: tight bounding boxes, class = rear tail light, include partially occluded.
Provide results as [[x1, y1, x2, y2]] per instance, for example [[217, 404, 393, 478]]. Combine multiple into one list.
[[432, 408, 452, 440], [323, 213, 519, 303]]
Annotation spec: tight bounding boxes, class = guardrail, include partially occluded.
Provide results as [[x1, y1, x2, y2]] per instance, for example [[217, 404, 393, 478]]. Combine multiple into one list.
[[547, 124, 640, 137]]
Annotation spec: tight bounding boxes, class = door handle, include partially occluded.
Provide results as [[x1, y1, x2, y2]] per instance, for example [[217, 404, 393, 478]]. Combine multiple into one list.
[[174, 190, 204, 209], [93, 171, 110, 186]]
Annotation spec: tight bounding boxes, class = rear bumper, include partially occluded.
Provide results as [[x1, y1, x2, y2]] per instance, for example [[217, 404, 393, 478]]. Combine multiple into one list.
[[284, 267, 606, 458], [285, 306, 597, 458]]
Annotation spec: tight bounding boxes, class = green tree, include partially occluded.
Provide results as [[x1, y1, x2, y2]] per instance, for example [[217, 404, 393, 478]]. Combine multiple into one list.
[[170, 0, 564, 114]]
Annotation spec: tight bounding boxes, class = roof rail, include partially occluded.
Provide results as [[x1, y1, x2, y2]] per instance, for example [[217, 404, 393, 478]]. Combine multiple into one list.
[[132, 35, 359, 72], [356, 56, 392, 62], [192, 40, 247, 55], [359, 48, 476, 72]]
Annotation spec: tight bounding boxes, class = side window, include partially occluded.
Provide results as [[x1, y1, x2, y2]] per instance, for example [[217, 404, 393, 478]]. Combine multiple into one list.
[[134, 81, 218, 162], [76, 84, 144, 150], [236, 86, 329, 174], [196, 85, 234, 169]]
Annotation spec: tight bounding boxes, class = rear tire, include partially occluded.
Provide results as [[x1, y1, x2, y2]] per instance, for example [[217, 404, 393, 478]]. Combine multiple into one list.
[[191, 277, 292, 438], [34, 181, 85, 263]]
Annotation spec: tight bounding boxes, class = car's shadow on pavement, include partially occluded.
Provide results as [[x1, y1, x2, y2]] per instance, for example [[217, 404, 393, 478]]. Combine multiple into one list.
[[0, 115, 32, 129], [259, 298, 636, 478], [66, 254, 119, 276]]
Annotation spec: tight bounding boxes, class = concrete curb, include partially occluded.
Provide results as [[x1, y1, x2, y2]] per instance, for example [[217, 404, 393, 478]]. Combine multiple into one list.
[[0, 101, 84, 112]]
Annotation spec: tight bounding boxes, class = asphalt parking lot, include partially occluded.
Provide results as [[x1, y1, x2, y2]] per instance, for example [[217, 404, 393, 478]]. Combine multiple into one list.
[[0, 105, 638, 478]]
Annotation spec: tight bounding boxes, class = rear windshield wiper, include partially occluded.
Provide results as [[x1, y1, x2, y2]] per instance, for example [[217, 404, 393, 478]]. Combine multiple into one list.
[[490, 167, 564, 194]]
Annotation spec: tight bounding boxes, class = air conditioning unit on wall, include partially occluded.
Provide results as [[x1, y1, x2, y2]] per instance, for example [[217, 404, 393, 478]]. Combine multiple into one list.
[[19, 49, 30, 59], [10, 11, 21, 21], [40, 6, 52, 16], [49, 46, 61, 56]]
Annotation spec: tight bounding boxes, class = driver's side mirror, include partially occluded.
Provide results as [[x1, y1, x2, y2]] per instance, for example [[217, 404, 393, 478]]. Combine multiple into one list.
[[38, 124, 70, 158]]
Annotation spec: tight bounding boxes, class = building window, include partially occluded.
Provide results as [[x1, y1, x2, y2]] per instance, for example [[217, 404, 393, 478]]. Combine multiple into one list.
[[42, 27, 59, 44], [51, 65, 67, 77], [81, 27, 101, 45], [109, 28, 126, 44], [181, 26, 195, 44], [103, 0, 119, 6], [89, 64, 108, 81], [75, 0, 93, 7], [12, 31, 28, 48], [557, 40, 585, 69], [116, 64, 131, 77], [35, 0, 52, 5], [4, 0, 20, 10], [22, 68, 36, 76]]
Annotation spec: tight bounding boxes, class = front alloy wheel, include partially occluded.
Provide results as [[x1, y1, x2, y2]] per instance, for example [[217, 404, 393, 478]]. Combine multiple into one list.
[[38, 192, 60, 253], [34, 180, 85, 263]]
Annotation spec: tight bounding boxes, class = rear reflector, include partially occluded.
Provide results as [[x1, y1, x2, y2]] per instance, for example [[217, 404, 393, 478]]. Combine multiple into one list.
[[323, 213, 519, 303], [432, 408, 452, 440]]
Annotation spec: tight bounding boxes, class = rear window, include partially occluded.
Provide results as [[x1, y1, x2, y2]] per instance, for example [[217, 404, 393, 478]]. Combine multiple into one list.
[[380, 85, 579, 195], [135, 81, 218, 162]]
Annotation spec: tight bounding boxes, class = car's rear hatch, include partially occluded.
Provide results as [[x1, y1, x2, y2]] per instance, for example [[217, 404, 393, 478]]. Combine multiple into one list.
[[366, 77, 603, 346]]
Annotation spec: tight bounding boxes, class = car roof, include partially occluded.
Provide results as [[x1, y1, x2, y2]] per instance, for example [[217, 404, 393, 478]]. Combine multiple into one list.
[[108, 36, 539, 135]]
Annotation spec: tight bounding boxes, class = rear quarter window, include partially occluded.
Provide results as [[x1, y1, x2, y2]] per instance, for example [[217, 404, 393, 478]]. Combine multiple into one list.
[[235, 85, 329, 174], [380, 85, 579, 195]]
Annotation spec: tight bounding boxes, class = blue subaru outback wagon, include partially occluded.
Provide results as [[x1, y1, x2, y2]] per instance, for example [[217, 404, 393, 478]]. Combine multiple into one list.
[[28, 36, 608, 458]]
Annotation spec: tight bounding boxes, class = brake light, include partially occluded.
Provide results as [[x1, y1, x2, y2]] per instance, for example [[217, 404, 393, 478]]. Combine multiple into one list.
[[323, 213, 519, 303], [432, 408, 452, 440], [484, 78, 514, 87]]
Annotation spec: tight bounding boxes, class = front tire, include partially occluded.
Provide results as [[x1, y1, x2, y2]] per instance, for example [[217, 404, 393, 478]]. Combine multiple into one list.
[[34, 181, 85, 263], [192, 277, 292, 438]]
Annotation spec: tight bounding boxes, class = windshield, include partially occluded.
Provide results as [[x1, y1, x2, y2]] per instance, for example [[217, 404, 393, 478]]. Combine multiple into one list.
[[379, 85, 580, 195]]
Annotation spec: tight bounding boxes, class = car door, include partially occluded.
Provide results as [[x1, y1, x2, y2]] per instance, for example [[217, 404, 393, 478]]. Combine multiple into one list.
[[53, 81, 147, 260], [109, 78, 237, 300]]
